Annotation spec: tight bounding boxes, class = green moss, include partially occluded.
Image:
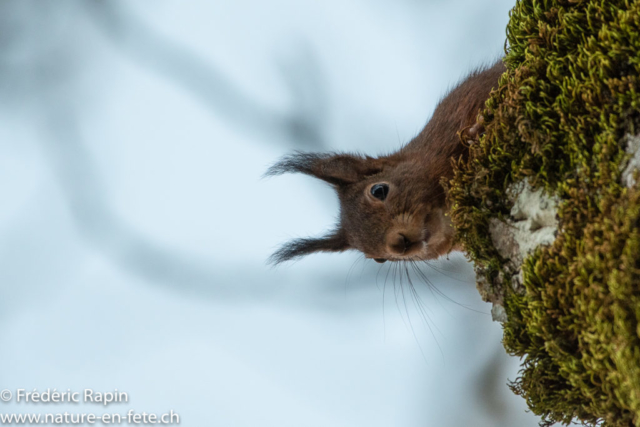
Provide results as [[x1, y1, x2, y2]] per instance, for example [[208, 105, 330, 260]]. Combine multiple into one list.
[[448, 0, 640, 425]]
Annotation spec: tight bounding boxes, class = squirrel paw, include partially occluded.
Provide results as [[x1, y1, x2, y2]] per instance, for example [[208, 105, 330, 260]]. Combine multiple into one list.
[[459, 115, 485, 145]]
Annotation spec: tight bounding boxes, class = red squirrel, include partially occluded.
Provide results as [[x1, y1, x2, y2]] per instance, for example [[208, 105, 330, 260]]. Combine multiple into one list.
[[267, 60, 506, 264]]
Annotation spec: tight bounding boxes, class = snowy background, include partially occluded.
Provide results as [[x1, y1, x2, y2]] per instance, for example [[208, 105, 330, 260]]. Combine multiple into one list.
[[0, 0, 547, 425]]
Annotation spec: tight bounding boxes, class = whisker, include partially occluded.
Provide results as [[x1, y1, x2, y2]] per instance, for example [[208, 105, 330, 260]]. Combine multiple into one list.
[[410, 260, 451, 315], [422, 259, 472, 284], [380, 261, 392, 341], [412, 261, 488, 315], [344, 254, 365, 296], [400, 262, 440, 363], [392, 263, 412, 333], [405, 262, 445, 360], [408, 263, 446, 337]]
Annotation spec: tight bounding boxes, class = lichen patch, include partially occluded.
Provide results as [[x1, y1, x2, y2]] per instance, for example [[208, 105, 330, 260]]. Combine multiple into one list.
[[621, 133, 640, 188], [489, 180, 559, 267], [483, 180, 559, 322]]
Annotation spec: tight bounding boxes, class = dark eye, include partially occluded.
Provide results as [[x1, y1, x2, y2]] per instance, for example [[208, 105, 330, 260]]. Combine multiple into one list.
[[370, 183, 389, 201], [374, 258, 387, 264]]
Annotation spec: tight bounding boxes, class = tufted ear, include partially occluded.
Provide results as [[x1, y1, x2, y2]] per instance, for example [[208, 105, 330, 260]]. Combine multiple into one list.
[[265, 152, 387, 186], [269, 229, 350, 264]]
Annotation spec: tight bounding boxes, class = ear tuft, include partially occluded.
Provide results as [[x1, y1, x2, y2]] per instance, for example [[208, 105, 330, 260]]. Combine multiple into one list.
[[265, 151, 386, 186], [269, 230, 350, 264], [264, 152, 329, 179]]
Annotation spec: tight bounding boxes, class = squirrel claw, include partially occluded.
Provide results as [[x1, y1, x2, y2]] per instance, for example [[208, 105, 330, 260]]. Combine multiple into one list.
[[459, 115, 485, 146]]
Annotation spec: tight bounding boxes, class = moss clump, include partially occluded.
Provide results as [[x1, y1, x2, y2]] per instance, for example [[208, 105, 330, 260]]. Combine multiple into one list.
[[448, 0, 640, 425]]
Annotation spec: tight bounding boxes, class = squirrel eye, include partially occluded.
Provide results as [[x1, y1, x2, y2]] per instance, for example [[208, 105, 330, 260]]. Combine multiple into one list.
[[374, 258, 387, 264], [370, 183, 389, 201]]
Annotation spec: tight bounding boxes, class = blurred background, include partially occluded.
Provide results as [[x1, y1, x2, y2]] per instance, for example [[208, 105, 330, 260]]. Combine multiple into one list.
[[0, 0, 548, 425]]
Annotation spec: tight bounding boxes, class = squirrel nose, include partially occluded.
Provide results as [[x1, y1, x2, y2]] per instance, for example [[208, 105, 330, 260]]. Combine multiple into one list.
[[387, 233, 412, 255]]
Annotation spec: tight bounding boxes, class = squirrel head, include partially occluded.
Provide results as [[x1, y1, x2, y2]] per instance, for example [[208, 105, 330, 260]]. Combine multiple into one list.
[[266, 151, 458, 264]]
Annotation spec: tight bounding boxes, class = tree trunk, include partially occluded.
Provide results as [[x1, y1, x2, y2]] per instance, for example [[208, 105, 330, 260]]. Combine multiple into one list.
[[448, 1, 640, 425]]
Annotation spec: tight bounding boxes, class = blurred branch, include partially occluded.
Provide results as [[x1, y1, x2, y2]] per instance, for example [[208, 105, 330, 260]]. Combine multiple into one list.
[[0, 0, 379, 307], [38, 101, 260, 300], [35, 93, 384, 308], [474, 345, 510, 424], [85, 0, 327, 150]]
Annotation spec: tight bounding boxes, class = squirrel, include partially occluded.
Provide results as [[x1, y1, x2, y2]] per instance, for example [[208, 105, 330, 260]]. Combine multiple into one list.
[[266, 60, 506, 264]]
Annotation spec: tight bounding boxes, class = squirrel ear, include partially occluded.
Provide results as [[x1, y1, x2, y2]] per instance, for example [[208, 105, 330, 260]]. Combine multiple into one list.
[[265, 152, 387, 186], [269, 229, 350, 264]]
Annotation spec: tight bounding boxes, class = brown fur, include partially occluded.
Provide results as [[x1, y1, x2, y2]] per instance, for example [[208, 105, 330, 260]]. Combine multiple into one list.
[[267, 60, 506, 264]]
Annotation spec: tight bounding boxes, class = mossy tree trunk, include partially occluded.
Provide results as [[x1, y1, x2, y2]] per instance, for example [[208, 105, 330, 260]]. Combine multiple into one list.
[[448, 0, 640, 425]]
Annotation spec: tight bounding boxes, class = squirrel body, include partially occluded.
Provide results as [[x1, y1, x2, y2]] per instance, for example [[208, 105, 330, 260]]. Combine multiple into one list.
[[268, 60, 506, 264]]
